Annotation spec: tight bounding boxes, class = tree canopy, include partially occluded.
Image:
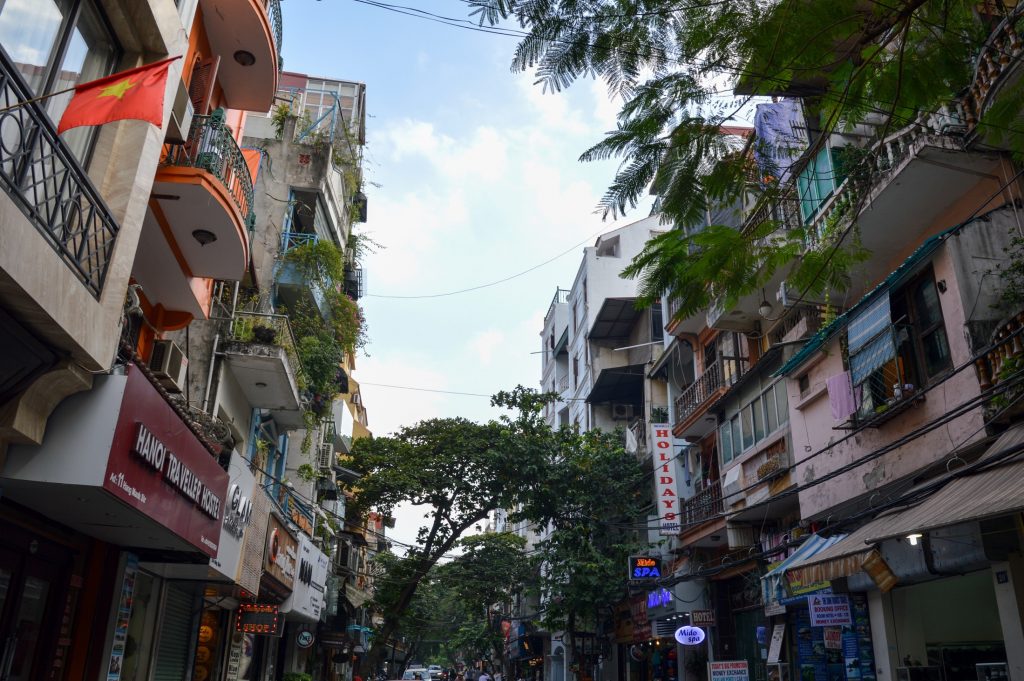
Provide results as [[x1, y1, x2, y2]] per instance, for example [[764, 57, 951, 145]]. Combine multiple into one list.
[[470, 0, 1019, 317]]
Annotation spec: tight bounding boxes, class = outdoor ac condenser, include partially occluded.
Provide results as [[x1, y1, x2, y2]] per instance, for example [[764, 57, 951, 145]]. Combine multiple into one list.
[[149, 340, 189, 393]]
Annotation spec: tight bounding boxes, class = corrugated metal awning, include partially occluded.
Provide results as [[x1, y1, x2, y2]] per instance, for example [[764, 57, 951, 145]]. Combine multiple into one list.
[[786, 424, 1024, 584], [862, 423, 1024, 542], [761, 534, 847, 602]]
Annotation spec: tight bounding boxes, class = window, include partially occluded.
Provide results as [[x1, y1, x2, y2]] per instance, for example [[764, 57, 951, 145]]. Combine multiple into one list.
[[719, 380, 789, 465], [797, 146, 837, 224], [0, 0, 119, 163], [849, 267, 951, 418], [573, 355, 579, 388], [651, 305, 664, 342], [595, 235, 620, 257], [798, 374, 810, 396]]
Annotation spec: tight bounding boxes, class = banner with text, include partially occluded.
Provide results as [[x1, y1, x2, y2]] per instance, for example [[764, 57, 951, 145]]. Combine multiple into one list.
[[650, 423, 680, 535]]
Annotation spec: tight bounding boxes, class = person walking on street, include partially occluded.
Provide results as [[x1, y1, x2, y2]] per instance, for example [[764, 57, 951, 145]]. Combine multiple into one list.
[[479, 670, 492, 681]]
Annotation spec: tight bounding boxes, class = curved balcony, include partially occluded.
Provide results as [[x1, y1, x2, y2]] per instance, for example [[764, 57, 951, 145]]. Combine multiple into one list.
[[962, 11, 1024, 143], [152, 111, 253, 281], [199, 0, 282, 111]]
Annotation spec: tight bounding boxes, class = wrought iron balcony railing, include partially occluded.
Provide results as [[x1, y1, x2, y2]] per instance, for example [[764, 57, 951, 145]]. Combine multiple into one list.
[[229, 311, 303, 376], [680, 482, 722, 527], [673, 359, 747, 426], [264, 0, 284, 70], [0, 48, 120, 298], [163, 110, 255, 232]]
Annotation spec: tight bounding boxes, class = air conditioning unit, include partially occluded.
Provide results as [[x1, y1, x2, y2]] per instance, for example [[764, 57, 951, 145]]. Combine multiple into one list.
[[611, 403, 635, 420], [317, 443, 333, 470], [149, 340, 188, 393], [165, 77, 194, 144]]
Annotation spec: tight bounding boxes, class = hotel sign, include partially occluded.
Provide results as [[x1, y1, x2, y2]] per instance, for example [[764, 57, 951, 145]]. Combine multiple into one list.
[[104, 367, 228, 557], [650, 423, 680, 535]]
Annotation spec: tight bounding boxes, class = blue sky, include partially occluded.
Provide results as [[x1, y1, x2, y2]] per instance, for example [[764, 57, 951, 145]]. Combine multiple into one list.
[[281, 0, 654, 545]]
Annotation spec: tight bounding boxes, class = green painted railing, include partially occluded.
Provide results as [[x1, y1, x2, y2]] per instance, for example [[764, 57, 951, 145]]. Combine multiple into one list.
[[163, 109, 255, 232]]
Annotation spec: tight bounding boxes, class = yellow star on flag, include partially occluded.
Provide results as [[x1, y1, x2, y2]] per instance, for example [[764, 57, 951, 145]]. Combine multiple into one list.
[[98, 78, 135, 100]]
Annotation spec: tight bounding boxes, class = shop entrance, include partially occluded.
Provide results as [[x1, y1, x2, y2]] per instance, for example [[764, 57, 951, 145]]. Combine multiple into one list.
[[0, 533, 72, 681]]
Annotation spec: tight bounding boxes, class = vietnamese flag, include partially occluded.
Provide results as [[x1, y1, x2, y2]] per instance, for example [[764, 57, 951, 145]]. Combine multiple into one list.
[[57, 55, 180, 134]]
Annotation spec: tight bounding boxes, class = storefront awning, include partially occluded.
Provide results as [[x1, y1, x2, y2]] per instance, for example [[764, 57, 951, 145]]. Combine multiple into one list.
[[785, 424, 1024, 585], [762, 534, 848, 603]]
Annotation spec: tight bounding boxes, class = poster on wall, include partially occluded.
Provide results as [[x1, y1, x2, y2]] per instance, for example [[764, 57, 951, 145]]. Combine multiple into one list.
[[808, 594, 852, 627], [106, 553, 139, 681]]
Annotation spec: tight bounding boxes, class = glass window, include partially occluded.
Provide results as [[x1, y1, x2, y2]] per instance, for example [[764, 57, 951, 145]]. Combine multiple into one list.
[[0, 0, 70, 94], [776, 382, 789, 425], [752, 396, 765, 441], [765, 385, 779, 434], [0, 0, 118, 163], [719, 422, 733, 464], [731, 415, 741, 459], [46, 0, 117, 160], [741, 406, 754, 450]]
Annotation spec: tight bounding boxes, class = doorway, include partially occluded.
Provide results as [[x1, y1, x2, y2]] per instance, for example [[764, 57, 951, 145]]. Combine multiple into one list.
[[0, 529, 72, 681]]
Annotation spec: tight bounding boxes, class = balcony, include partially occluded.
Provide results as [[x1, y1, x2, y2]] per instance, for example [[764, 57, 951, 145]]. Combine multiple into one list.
[[198, 0, 282, 111], [976, 311, 1024, 424], [221, 312, 304, 428], [680, 482, 723, 528], [275, 231, 332, 319], [767, 304, 825, 347], [0, 49, 119, 298], [962, 12, 1024, 147], [674, 360, 745, 438], [153, 111, 253, 281], [343, 264, 365, 300]]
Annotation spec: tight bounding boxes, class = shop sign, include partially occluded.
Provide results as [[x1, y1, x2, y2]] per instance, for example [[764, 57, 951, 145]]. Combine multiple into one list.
[[808, 594, 852, 627], [708, 661, 749, 681], [647, 588, 672, 609], [296, 629, 315, 648], [691, 609, 715, 626], [281, 534, 330, 621], [823, 627, 841, 650], [264, 516, 298, 589], [236, 604, 280, 636], [649, 424, 681, 535], [628, 555, 662, 581], [674, 626, 706, 646], [211, 453, 260, 584], [784, 572, 831, 603], [767, 624, 785, 664], [224, 482, 255, 539], [104, 369, 229, 556], [764, 602, 786, 617]]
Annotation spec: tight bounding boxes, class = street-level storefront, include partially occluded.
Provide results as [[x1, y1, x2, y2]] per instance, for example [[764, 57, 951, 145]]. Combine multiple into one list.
[[713, 569, 768, 681], [1, 365, 230, 681], [281, 533, 331, 679]]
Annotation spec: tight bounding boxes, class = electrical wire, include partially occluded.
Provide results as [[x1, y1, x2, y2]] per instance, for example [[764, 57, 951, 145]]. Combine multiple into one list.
[[365, 229, 606, 299]]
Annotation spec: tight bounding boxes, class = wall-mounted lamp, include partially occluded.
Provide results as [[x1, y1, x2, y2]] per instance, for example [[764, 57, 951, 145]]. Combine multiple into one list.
[[906, 533, 923, 546]]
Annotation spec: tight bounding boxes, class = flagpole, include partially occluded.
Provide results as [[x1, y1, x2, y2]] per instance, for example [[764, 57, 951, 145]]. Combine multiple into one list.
[[0, 86, 77, 115]]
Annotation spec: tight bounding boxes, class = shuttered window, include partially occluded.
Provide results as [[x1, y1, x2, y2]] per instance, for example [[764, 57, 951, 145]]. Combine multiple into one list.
[[152, 582, 201, 681], [188, 55, 220, 116]]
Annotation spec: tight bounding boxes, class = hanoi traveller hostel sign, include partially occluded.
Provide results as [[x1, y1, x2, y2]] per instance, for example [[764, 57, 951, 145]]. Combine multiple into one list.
[[105, 367, 228, 557], [649, 424, 681, 535]]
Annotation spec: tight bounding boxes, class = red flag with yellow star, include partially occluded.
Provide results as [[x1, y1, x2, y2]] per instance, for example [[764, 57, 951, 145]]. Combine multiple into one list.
[[57, 56, 180, 134]]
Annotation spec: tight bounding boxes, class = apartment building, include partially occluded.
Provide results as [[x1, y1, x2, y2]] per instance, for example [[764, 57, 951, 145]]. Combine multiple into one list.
[[0, 3, 377, 680], [648, 10, 1024, 681]]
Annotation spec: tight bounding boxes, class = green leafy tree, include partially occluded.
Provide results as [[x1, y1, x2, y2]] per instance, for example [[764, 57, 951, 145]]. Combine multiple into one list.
[[435, 532, 533, 668], [349, 388, 552, 675], [519, 427, 648, 676], [471, 0, 1014, 316]]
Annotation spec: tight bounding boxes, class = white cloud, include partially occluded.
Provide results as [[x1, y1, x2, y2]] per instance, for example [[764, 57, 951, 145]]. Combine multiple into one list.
[[467, 328, 505, 365], [590, 78, 622, 130], [355, 353, 451, 437], [517, 74, 590, 137]]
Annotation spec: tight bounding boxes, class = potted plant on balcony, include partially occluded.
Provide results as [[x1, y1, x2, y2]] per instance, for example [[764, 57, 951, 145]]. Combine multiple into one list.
[[252, 324, 278, 344]]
